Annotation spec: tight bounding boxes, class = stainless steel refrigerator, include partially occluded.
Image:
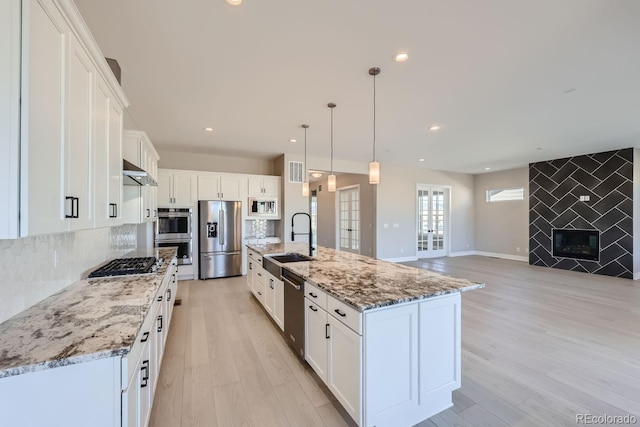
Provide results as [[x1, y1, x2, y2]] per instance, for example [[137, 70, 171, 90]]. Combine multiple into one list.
[[198, 200, 243, 279]]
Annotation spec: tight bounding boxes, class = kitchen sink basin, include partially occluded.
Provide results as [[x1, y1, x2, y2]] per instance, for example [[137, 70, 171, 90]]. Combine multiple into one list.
[[268, 253, 313, 263]]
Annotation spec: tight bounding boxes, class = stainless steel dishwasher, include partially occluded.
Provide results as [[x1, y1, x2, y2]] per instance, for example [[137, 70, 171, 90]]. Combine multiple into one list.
[[282, 268, 305, 359]]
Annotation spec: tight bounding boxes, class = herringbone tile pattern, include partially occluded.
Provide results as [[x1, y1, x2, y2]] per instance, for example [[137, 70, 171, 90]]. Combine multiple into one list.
[[529, 148, 633, 278]]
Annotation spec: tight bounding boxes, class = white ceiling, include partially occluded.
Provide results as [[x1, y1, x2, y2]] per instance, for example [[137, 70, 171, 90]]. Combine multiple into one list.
[[74, 0, 640, 174]]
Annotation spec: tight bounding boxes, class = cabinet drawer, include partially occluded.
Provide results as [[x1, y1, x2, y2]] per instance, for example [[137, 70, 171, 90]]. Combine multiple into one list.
[[328, 296, 362, 335], [253, 281, 266, 303], [247, 249, 262, 264], [305, 282, 327, 311], [256, 268, 266, 285], [121, 304, 155, 388]]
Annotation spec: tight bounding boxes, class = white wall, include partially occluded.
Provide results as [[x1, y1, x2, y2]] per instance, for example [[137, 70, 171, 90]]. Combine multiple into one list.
[[157, 149, 276, 175], [0, 225, 137, 323], [473, 167, 529, 258], [375, 163, 475, 260]]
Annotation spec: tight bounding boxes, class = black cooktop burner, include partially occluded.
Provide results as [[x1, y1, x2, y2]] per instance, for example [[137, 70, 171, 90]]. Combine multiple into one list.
[[88, 257, 157, 278]]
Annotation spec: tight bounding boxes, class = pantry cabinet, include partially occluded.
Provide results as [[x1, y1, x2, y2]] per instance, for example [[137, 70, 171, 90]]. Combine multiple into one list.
[[0, 0, 129, 238]]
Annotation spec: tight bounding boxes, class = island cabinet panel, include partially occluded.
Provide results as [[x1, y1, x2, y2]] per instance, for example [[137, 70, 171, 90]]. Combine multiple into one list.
[[305, 300, 329, 383], [327, 315, 362, 424], [418, 293, 461, 406], [363, 303, 420, 427]]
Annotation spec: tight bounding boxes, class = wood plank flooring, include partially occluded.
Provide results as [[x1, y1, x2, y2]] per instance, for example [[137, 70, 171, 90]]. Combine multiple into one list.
[[149, 256, 640, 427]]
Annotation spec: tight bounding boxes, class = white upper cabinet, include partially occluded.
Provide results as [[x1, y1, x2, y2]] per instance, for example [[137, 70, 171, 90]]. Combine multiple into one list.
[[248, 177, 279, 197], [122, 130, 159, 224], [0, 0, 21, 238], [2, 0, 129, 238], [158, 170, 197, 207], [197, 173, 243, 201]]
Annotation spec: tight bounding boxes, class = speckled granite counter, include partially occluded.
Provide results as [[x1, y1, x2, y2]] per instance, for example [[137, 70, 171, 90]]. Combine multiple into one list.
[[0, 247, 177, 378], [248, 243, 484, 311]]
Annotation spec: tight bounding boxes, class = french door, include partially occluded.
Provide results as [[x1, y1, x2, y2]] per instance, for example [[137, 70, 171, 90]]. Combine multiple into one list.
[[337, 186, 360, 253], [417, 185, 449, 258]]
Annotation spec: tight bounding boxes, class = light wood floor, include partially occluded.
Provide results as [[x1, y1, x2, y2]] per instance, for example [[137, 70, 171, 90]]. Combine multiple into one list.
[[149, 256, 640, 427]]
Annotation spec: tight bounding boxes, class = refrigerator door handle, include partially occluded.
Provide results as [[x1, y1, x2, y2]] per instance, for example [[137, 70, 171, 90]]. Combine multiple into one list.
[[219, 210, 225, 246]]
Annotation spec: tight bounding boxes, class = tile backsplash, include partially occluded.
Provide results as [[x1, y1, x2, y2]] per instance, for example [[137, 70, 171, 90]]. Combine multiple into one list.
[[0, 225, 137, 324]]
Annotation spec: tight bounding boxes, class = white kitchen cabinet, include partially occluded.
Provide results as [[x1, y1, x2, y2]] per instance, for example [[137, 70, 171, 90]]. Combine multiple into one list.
[[6, 0, 129, 238], [328, 313, 362, 424], [264, 273, 276, 316], [158, 169, 197, 207], [305, 299, 329, 383], [0, 0, 21, 238], [198, 174, 243, 201], [123, 130, 159, 224], [20, 0, 69, 236], [273, 275, 285, 331], [94, 76, 123, 228], [248, 176, 279, 197]]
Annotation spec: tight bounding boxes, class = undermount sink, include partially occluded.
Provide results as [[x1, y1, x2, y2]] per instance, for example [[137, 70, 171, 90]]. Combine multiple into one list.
[[268, 253, 313, 263]]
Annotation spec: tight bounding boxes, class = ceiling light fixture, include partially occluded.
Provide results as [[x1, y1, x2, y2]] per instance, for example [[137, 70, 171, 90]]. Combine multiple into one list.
[[204, 127, 214, 132], [368, 67, 381, 185], [484, 167, 491, 171], [328, 103, 337, 192], [301, 124, 309, 197], [394, 52, 409, 62], [311, 172, 323, 178], [428, 124, 440, 131], [289, 139, 296, 143], [226, 0, 242, 5], [419, 158, 425, 162]]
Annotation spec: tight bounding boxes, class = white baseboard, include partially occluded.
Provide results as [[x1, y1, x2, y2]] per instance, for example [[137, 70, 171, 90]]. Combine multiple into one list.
[[382, 256, 419, 263], [634, 272, 640, 280], [474, 251, 528, 262], [449, 251, 476, 257]]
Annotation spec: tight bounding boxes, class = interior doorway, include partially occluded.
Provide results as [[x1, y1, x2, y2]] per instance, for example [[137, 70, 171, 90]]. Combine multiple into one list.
[[336, 185, 360, 254], [417, 185, 450, 258]]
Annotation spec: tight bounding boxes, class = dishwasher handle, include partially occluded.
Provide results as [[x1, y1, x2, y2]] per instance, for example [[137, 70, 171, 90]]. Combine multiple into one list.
[[283, 276, 301, 291]]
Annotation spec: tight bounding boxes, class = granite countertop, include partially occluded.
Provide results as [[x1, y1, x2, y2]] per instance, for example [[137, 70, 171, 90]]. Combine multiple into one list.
[[248, 243, 484, 311], [0, 247, 178, 379]]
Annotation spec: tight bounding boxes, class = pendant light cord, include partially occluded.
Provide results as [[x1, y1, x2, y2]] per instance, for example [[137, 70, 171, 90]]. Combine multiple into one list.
[[330, 106, 334, 174], [304, 125, 308, 183], [373, 72, 376, 162]]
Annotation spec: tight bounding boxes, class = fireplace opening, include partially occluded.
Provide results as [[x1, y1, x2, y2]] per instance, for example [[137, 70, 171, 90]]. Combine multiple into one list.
[[552, 229, 599, 261]]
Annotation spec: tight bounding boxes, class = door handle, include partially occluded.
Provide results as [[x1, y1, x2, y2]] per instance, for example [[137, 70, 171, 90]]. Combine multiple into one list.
[[219, 210, 225, 245]]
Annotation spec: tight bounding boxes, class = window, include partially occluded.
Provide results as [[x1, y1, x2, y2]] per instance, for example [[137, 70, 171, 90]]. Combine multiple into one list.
[[486, 187, 524, 202]]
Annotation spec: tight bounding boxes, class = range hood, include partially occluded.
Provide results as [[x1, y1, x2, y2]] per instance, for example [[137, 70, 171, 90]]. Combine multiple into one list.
[[123, 159, 157, 186]]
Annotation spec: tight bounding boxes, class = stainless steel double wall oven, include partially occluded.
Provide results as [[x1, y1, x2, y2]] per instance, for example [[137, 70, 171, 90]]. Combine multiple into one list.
[[156, 208, 193, 265]]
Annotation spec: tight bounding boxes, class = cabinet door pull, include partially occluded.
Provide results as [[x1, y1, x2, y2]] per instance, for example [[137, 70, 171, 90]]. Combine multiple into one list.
[[257, 273, 262, 277], [141, 331, 149, 342], [157, 315, 163, 332], [270, 279, 274, 289], [309, 292, 317, 298], [65, 196, 74, 218], [141, 360, 149, 387], [257, 291, 262, 296], [325, 323, 330, 339], [309, 305, 318, 312], [334, 309, 346, 317], [249, 262, 252, 270], [146, 208, 151, 218], [167, 288, 172, 302], [109, 203, 117, 218], [73, 197, 79, 218], [221, 192, 224, 198], [158, 295, 163, 302]]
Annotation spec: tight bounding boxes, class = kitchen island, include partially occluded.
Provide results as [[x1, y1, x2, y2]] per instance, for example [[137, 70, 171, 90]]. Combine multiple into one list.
[[247, 243, 484, 427], [0, 247, 179, 427]]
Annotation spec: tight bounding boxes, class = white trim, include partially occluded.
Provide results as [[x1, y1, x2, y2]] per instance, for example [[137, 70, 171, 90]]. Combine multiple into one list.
[[449, 251, 476, 257], [381, 256, 418, 263], [475, 251, 528, 262]]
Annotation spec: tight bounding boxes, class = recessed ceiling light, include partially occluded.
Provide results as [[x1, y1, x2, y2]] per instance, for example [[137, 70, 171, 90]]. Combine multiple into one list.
[[226, 0, 242, 5], [484, 167, 491, 171], [289, 139, 296, 143], [311, 172, 323, 178], [536, 147, 542, 151], [563, 88, 576, 94], [428, 124, 440, 131], [204, 127, 214, 132], [419, 158, 425, 162], [394, 52, 409, 62]]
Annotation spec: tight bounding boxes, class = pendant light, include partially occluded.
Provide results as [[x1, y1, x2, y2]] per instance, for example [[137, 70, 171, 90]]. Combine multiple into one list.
[[327, 103, 337, 192], [301, 124, 310, 197], [369, 67, 381, 184]]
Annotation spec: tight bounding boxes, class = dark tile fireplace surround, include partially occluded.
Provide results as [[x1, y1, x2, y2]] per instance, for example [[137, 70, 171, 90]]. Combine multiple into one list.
[[529, 148, 633, 278]]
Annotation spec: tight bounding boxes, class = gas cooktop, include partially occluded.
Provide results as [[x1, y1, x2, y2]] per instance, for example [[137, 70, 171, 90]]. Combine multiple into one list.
[[88, 257, 160, 279]]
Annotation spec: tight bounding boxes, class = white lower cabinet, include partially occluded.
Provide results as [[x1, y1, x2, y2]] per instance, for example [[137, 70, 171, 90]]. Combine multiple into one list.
[[0, 258, 179, 427], [273, 275, 285, 331], [303, 283, 462, 427], [246, 251, 284, 331]]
